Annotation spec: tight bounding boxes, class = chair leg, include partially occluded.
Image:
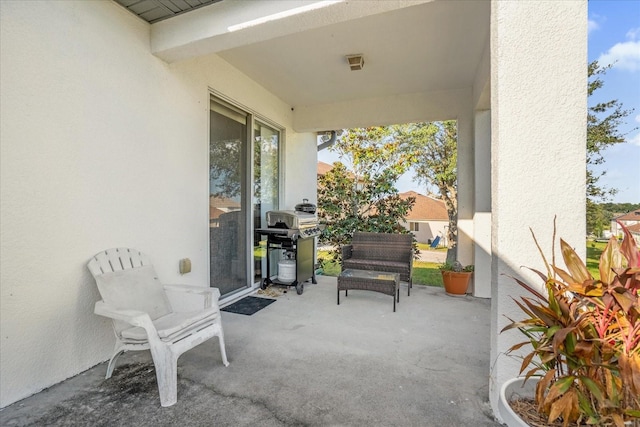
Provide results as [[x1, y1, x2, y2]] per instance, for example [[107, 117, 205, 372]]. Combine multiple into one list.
[[218, 327, 229, 367], [105, 346, 126, 379], [149, 345, 178, 407]]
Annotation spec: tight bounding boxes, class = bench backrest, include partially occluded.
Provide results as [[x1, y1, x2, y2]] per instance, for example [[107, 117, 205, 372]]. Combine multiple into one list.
[[351, 232, 412, 263]]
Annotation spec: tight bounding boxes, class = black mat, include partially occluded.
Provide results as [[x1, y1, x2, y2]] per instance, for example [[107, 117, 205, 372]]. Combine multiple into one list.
[[221, 296, 276, 315]]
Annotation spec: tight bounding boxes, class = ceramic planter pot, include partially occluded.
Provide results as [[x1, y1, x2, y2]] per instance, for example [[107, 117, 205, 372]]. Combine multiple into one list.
[[498, 377, 537, 427], [441, 271, 471, 296]]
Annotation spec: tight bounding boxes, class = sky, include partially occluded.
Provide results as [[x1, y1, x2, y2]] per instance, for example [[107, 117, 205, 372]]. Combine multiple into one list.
[[588, 0, 640, 203], [318, 1, 640, 203]]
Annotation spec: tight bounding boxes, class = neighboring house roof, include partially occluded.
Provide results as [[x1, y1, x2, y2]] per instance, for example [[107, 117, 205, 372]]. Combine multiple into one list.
[[317, 161, 361, 182], [209, 195, 241, 220], [317, 161, 333, 176], [400, 191, 448, 221], [627, 223, 640, 234], [614, 209, 640, 222]]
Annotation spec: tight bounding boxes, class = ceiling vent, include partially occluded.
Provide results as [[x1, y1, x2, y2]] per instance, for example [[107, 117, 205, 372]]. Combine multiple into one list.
[[345, 54, 364, 71]]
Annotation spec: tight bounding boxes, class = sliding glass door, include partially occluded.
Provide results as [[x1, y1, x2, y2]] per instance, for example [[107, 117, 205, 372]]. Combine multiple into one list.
[[209, 96, 280, 297], [253, 121, 280, 283]]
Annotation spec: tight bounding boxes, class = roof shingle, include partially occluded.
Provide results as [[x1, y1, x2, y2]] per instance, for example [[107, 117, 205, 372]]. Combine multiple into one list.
[[400, 191, 448, 221]]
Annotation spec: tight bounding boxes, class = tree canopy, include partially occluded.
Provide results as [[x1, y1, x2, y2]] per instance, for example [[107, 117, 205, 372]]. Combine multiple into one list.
[[586, 61, 636, 235], [587, 61, 634, 203], [317, 127, 415, 257], [396, 121, 458, 261]]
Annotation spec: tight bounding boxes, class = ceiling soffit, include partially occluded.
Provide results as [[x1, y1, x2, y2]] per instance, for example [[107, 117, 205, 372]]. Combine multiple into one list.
[[113, 0, 223, 24]]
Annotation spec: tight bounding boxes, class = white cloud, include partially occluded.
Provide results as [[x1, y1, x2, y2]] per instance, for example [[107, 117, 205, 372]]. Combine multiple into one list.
[[635, 114, 640, 124], [598, 39, 640, 72], [588, 19, 600, 33], [598, 28, 640, 72], [628, 132, 640, 147]]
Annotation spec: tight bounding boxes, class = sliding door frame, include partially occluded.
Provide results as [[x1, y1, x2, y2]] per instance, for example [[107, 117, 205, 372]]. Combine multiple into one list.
[[209, 90, 285, 300]]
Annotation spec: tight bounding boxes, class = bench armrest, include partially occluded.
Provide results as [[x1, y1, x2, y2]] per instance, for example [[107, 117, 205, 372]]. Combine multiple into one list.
[[341, 244, 353, 262]]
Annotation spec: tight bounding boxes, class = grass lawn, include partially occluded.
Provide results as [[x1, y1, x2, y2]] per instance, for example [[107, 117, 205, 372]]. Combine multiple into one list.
[[413, 260, 443, 287], [586, 240, 607, 280], [417, 242, 447, 252]]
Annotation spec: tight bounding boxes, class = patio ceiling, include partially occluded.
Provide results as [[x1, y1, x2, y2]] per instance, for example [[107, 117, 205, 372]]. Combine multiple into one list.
[[117, 0, 490, 119], [215, 1, 490, 108]]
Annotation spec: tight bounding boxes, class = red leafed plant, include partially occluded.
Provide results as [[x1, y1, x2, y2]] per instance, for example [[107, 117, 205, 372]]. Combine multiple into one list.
[[502, 220, 640, 426]]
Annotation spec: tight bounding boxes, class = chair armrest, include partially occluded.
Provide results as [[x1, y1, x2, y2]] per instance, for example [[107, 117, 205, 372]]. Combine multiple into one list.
[[164, 284, 220, 297], [94, 301, 155, 329], [163, 285, 221, 310], [341, 245, 353, 261]]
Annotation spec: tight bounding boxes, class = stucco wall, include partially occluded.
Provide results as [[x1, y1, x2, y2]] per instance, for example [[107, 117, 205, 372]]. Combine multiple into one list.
[[0, 0, 311, 407], [293, 88, 469, 133], [489, 0, 587, 418]]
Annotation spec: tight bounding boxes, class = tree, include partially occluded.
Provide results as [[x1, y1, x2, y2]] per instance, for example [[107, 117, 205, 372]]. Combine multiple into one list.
[[317, 127, 415, 258], [586, 61, 635, 236], [210, 138, 242, 199], [586, 201, 608, 238], [397, 121, 458, 261], [587, 61, 634, 202]]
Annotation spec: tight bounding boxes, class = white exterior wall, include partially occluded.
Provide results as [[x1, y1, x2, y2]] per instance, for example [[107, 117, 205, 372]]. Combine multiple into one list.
[[489, 0, 587, 418], [473, 110, 492, 298], [0, 1, 313, 407], [282, 133, 319, 209], [293, 88, 467, 132], [457, 107, 475, 269]]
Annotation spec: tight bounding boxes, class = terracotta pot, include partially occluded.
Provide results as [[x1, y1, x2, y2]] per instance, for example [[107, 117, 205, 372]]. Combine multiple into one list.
[[441, 271, 471, 296], [498, 377, 536, 427]]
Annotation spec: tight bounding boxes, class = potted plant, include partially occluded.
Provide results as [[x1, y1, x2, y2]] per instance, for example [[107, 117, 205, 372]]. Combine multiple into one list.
[[500, 220, 640, 426], [439, 261, 474, 296]]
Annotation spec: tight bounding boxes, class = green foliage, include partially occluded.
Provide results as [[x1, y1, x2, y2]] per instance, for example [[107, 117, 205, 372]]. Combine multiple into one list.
[[587, 202, 640, 237], [396, 121, 458, 259], [210, 137, 243, 198], [586, 200, 609, 237], [601, 202, 640, 213], [587, 61, 636, 204], [317, 127, 415, 258], [438, 261, 473, 272], [316, 249, 342, 276], [586, 240, 607, 279], [503, 220, 640, 425]]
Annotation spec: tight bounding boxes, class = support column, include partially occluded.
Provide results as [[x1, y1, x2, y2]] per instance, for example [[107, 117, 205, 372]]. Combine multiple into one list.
[[489, 0, 587, 419], [456, 106, 475, 274], [473, 110, 491, 298]]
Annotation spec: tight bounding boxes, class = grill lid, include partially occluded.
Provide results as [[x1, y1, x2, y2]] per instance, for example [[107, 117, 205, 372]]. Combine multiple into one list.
[[295, 199, 316, 214], [266, 210, 317, 229]]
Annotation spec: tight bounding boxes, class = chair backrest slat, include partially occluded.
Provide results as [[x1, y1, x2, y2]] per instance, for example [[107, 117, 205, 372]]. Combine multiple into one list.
[[88, 248, 172, 325], [88, 248, 151, 277]]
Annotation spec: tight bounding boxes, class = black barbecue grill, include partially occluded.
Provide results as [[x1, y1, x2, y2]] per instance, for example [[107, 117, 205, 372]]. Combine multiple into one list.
[[256, 203, 323, 295]]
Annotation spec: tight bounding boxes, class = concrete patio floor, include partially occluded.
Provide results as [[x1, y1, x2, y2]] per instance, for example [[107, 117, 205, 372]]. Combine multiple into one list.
[[0, 276, 501, 426]]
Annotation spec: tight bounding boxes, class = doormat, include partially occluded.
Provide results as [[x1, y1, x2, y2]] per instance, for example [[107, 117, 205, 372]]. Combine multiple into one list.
[[221, 296, 276, 316]]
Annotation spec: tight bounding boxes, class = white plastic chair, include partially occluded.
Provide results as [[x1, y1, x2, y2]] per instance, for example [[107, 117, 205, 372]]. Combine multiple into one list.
[[88, 248, 229, 407]]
